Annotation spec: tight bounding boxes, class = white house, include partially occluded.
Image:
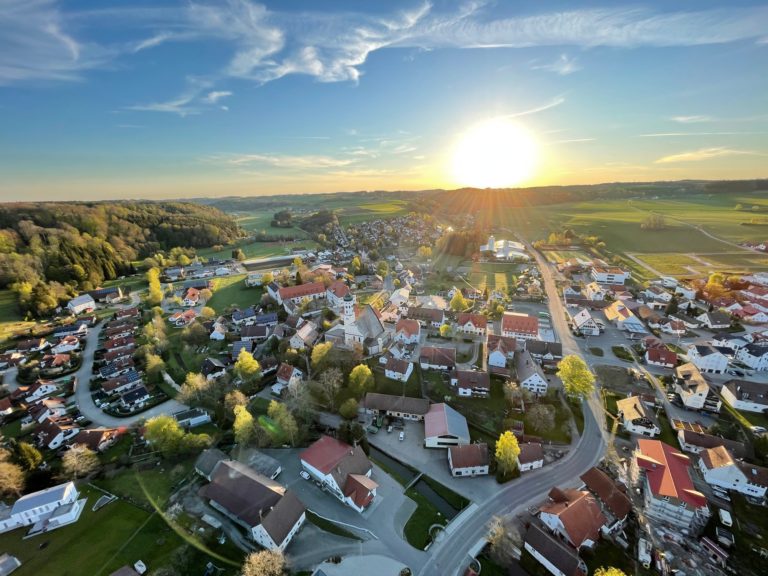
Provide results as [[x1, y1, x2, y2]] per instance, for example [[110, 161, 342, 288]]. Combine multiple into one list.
[[209, 322, 227, 341], [736, 343, 768, 371], [300, 436, 378, 513], [645, 346, 677, 368], [182, 287, 200, 307], [524, 525, 588, 576], [570, 308, 600, 336], [448, 443, 489, 477], [274, 363, 303, 395], [419, 346, 456, 371], [686, 344, 729, 374], [424, 403, 470, 448], [451, 370, 490, 397], [721, 379, 768, 413], [245, 271, 265, 287], [697, 311, 731, 330], [516, 350, 548, 396], [675, 363, 721, 412], [24, 381, 59, 403], [635, 439, 709, 529], [384, 358, 413, 382], [538, 487, 607, 549], [455, 313, 487, 336], [66, 294, 95, 315], [51, 336, 80, 355], [501, 312, 539, 340], [604, 302, 647, 333], [584, 282, 607, 301], [698, 446, 768, 500], [0, 482, 83, 534], [590, 265, 630, 285], [486, 335, 516, 372], [616, 396, 660, 437], [290, 321, 319, 350], [675, 283, 697, 300], [518, 443, 544, 472], [394, 318, 420, 344], [203, 460, 306, 552]]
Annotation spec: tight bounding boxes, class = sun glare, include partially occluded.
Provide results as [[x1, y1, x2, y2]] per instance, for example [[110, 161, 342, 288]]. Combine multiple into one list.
[[451, 118, 539, 188]]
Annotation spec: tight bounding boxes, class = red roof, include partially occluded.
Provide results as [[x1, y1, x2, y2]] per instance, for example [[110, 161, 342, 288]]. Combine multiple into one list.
[[276, 362, 299, 382], [646, 347, 677, 365], [540, 488, 606, 548], [300, 435, 356, 474], [278, 281, 325, 301], [501, 313, 539, 335], [395, 318, 420, 337], [327, 280, 350, 298], [487, 334, 516, 356], [636, 439, 707, 509], [457, 313, 487, 329], [344, 473, 378, 508]]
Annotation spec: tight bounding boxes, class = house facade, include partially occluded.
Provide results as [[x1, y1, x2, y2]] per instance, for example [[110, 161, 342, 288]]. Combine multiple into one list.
[[698, 446, 768, 499], [721, 379, 768, 413], [448, 443, 489, 477]]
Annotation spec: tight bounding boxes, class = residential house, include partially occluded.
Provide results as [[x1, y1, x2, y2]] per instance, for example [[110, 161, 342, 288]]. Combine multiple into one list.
[[326, 280, 351, 308], [245, 272, 265, 287], [419, 346, 456, 371], [276, 281, 326, 306], [583, 282, 607, 301], [675, 283, 697, 300], [634, 439, 709, 529], [119, 385, 150, 410], [67, 294, 96, 315], [407, 306, 445, 328], [455, 313, 487, 336], [36, 417, 80, 450], [231, 340, 254, 359], [448, 443, 489, 477], [569, 308, 600, 336], [451, 370, 490, 397], [384, 358, 413, 382], [616, 396, 660, 437], [538, 487, 607, 549], [646, 346, 677, 368], [698, 445, 768, 499], [0, 482, 82, 534], [12, 338, 48, 354], [231, 307, 257, 325], [501, 313, 539, 341], [677, 430, 747, 459], [54, 321, 89, 339], [524, 525, 587, 576], [424, 403, 470, 448], [721, 379, 768, 413], [201, 358, 227, 380], [526, 340, 563, 367], [87, 286, 123, 304], [0, 397, 12, 416], [675, 363, 721, 412], [516, 350, 548, 396], [51, 336, 80, 355], [580, 467, 632, 534], [518, 442, 544, 472], [203, 460, 305, 551], [604, 302, 647, 333], [254, 312, 279, 327], [590, 265, 630, 285], [209, 321, 227, 341], [290, 321, 319, 350], [274, 363, 303, 394], [388, 287, 411, 309], [697, 311, 731, 330], [23, 380, 58, 403], [182, 287, 201, 307], [174, 408, 212, 429], [195, 448, 230, 481], [686, 344, 729, 374], [102, 370, 142, 394], [241, 324, 271, 342], [71, 428, 120, 453], [394, 319, 420, 344], [659, 318, 687, 336], [562, 285, 582, 299], [98, 358, 134, 380], [642, 285, 673, 306], [736, 343, 768, 371], [300, 436, 378, 513], [29, 398, 67, 424], [362, 393, 430, 421], [486, 334, 516, 374], [40, 353, 72, 371], [169, 310, 197, 327]]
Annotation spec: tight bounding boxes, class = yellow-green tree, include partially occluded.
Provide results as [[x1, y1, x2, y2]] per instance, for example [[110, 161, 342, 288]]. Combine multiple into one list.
[[439, 324, 452, 338], [450, 290, 469, 311], [495, 431, 521, 476], [311, 341, 335, 373], [267, 401, 299, 446], [233, 405, 256, 445], [235, 349, 262, 384], [418, 246, 432, 259], [594, 568, 627, 576], [146, 267, 163, 306], [557, 355, 596, 398], [349, 364, 375, 398]]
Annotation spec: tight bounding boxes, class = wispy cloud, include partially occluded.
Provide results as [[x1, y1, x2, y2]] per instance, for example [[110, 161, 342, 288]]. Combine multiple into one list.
[[131, 32, 175, 53], [203, 91, 232, 104], [531, 54, 581, 75], [504, 95, 566, 119], [548, 138, 595, 145], [639, 131, 766, 137], [128, 80, 234, 116], [670, 115, 713, 123], [219, 153, 356, 170], [655, 147, 763, 163]]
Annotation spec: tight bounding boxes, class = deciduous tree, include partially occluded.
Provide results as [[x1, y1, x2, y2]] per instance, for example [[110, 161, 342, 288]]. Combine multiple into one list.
[[487, 515, 522, 568], [61, 445, 100, 479], [267, 401, 299, 446], [349, 364, 374, 398], [450, 290, 468, 311], [594, 568, 627, 576], [557, 355, 596, 399], [241, 550, 285, 576], [235, 349, 262, 385], [526, 404, 555, 433], [495, 431, 521, 476], [224, 390, 248, 420], [339, 398, 359, 420], [311, 341, 335, 373], [318, 367, 343, 411], [233, 406, 256, 445], [17, 442, 43, 471]]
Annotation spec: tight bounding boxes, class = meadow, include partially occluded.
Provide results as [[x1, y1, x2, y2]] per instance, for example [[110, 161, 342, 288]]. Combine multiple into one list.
[[206, 274, 263, 313], [0, 289, 36, 342]]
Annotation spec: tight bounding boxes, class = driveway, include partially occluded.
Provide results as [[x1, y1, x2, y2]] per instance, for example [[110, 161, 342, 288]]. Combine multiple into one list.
[[74, 320, 187, 428]]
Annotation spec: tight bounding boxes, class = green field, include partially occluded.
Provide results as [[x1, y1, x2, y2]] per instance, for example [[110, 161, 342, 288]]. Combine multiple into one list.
[[464, 262, 519, 293], [543, 250, 592, 264], [206, 274, 263, 314], [196, 239, 316, 261], [0, 289, 36, 342]]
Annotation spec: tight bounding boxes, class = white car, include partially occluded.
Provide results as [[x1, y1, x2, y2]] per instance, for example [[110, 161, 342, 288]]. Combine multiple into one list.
[[300, 471, 311, 480], [750, 426, 767, 434], [399, 431, 405, 441]]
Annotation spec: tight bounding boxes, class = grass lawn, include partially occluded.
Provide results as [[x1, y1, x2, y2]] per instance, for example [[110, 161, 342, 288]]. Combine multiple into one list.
[[611, 345, 634, 362], [305, 511, 361, 540], [729, 494, 768, 575], [0, 487, 191, 576], [372, 363, 421, 398], [657, 415, 678, 446], [403, 488, 445, 550], [0, 419, 28, 440], [95, 459, 196, 509], [568, 399, 585, 435], [99, 434, 133, 465], [0, 288, 36, 342], [206, 274, 262, 314], [463, 261, 520, 293], [634, 253, 701, 275], [474, 553, 508, 576], [522, 397, 572, 444], [421, 475, 470, 510], [589, 347, 604, 357], [583, 540, 635, 575], [103, 275, 146, 295]]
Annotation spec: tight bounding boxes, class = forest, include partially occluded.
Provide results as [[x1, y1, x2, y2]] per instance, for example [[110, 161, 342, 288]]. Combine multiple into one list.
[[0, 202, 241, 316]]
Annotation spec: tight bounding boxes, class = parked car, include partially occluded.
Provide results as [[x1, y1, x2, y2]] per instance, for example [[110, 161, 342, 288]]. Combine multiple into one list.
[[300, 471, 310, 481], [387, 425, 393, 433], [399, 431, 405, 441], [750, 426, 767, 434]]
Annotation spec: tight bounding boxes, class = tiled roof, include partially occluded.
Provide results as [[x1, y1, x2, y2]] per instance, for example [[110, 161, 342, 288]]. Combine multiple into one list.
[[580, 467, 632, 520], [424, 403, 469, 441], [501, 312, 539, 335], [363, 393, 429, 415], [456, 313, 487, 329], [540, 488, 607, 548], [278, 281, 325, 300], [635, 439, 707, 508], [449, 443, 489, 469], [395, 318, 420, 337]]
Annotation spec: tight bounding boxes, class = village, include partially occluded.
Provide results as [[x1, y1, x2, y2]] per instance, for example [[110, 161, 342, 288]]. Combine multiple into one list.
[[1, 216, 768, 576]]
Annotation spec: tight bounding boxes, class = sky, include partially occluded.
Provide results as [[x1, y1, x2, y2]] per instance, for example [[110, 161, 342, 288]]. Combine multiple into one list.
[[0, 0, 767, 201]]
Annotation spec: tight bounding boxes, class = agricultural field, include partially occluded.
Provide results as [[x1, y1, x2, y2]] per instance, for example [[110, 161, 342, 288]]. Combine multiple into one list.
[[462, 262, 520, 293], [336, 199, 409, 225], [196, 238, 316, 261], [0, 289, 36, 342], [542, 249, 592, 264]]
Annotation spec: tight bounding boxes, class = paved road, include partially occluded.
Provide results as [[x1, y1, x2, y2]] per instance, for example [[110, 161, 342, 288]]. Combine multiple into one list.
[[421, 234, 607, 576], [74, 320, 187, 428]]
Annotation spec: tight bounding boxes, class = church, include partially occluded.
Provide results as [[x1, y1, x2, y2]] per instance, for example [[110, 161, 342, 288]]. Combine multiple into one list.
[[324, 293, 390, 355]]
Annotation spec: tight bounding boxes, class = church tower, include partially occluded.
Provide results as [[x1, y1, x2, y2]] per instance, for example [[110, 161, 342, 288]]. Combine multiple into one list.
[[342, 293, 355, 325]]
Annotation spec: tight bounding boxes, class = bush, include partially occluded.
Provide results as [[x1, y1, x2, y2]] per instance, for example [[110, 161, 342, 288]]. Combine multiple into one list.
[[339, 398, 359, 420]]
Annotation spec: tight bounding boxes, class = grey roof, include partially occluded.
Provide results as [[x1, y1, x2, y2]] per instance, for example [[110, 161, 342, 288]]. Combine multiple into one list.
[[425, 403, 470, 442], [526, 339, 563, 358], [355, 305, 385, 339], [524, 524, 585, 576], [236, 448, 283, 479], [195, 448, 230, 479], [10, 482, 76, 516], [516, 350, 546, 383], [724, 379, 768, 406], [231, 340, 254, 357], [0, 554, 21, 576], [363, 392, 430, 416], [67, 294, 95, 307]]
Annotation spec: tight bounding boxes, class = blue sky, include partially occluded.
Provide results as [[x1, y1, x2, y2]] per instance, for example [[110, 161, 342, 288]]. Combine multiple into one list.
[[0, 0, 767, 200]]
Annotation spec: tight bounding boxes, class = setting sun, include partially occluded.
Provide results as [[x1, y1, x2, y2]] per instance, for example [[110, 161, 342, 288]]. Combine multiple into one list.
[[451, 118, 539, 188]]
